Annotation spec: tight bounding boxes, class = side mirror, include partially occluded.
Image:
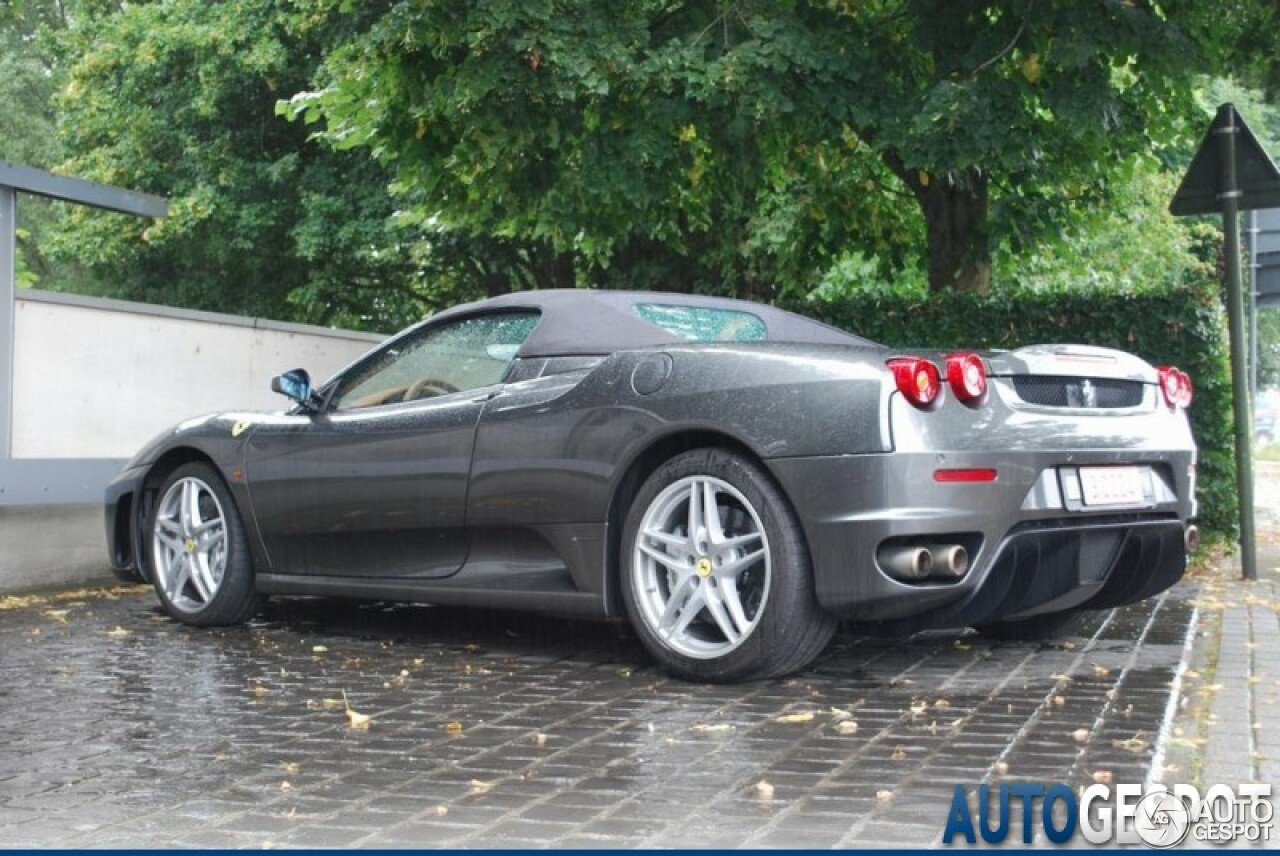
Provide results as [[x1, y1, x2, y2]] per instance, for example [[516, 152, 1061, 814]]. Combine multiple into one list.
[[271, 368, 315, 409]]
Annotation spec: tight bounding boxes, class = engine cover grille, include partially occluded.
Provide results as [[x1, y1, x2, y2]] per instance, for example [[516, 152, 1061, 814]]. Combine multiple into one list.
[[1010, 376, 1144, 409]]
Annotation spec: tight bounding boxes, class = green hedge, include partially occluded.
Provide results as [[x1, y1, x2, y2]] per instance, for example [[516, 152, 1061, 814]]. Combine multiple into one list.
[[787, 282, 1236, 538]]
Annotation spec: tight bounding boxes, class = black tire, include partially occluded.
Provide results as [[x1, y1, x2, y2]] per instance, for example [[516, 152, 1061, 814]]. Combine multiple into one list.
[[975, 610, 1086, 642], [620, 448, 836, 682], [146, 462, 260, 627], [111, 565, 146, 585]]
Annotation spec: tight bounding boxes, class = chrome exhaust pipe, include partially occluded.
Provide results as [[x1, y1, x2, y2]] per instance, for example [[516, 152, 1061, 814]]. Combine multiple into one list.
[[924, 544, 969, 579], [879, 545, 933, 581], [1185, 524, 1200, 553]]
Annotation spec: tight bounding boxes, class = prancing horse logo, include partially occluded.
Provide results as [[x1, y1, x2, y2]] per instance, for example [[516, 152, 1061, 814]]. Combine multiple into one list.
[[1069, 379, 1099, 408], [1080, 379, 1097, 408]]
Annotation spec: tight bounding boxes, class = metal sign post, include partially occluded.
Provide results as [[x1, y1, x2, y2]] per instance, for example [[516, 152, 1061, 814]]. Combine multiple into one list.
[[1247, 210, 1258, 400], [1171, 104, 1280, 581]]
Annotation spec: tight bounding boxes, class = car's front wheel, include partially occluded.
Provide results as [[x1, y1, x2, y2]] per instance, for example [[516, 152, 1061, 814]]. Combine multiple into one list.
[[621, 448, 836, 682], [148, 462, 259, 627]]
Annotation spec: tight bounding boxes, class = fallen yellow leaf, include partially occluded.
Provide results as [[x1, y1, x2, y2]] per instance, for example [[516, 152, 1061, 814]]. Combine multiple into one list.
[[834, 720, 859, 735], [1113, 736, 1148, 753], [106, 626, 130, 638], [444, 720, 464, 735], [776, 712, 816, 724], [753, 780, 775, 799], [690, 722, 735, 734], [1072, 728, 1090, 743], [342, 690, 371, 731]]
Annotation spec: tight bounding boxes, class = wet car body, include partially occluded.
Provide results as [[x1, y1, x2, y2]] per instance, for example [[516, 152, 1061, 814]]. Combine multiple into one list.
[[105, 290, 1197, 680]]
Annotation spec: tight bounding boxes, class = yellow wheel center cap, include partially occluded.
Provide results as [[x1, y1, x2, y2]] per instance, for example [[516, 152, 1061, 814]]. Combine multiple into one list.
[[695, 557, 712, 578], [185, 537, 197, 554]]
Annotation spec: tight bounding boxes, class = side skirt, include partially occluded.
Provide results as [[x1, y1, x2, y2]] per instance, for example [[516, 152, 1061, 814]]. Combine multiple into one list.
[[255, 572, 608, 620]]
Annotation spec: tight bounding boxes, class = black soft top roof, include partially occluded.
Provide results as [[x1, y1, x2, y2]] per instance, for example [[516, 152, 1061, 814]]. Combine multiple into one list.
[[430, 289, 874, 358]]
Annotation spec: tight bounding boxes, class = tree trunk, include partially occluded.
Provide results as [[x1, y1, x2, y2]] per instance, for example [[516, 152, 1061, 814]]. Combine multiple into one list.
[[884, 156, 991, 294]]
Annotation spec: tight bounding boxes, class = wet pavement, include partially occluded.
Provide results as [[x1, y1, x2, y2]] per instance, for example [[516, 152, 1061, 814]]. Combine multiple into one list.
[[1157, 459, 1280, 798], [0, 584, 1194, 848]]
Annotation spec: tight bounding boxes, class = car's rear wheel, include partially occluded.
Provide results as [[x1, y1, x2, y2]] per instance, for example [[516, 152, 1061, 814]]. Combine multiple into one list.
[[975, 610, 1086, 642], [621, 448, 836, 682], [148, 462, 259, 627]]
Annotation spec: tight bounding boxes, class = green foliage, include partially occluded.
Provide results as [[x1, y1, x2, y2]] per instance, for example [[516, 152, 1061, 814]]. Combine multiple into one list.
[[289, 0, 1278, 294], [788, 281, 1238, 538], [1260, 308, 1280, 389], [0, 0, 87, 290], [991, 163, 1218, 293], [45, 0, 431, 331]]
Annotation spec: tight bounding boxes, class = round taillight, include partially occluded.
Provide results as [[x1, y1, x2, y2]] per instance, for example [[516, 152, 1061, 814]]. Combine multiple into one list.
[[1157, 365, 1193, 409], [946, 352, 987, 404], [887, 357, 941, 408]]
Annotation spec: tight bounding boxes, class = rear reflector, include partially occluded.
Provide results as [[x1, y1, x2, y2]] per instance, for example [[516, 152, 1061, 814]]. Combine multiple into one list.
[[934, 468, 998, 483]]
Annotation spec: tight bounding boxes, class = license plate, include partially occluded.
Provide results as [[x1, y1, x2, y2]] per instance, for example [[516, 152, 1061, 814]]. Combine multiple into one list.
[[1079, 466, 1147, 507]]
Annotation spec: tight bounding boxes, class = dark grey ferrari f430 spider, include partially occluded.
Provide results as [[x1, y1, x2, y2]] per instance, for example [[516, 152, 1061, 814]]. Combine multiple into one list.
[[106, 290, 1197, 682]]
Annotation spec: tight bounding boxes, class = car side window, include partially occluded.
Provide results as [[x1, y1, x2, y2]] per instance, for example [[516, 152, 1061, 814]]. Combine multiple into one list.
[[332, 312, 540, 410]]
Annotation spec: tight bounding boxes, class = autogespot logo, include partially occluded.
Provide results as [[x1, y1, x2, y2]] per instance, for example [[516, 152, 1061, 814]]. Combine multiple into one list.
[[942, 782, 1273, 847], [1132, 791, 1191, 848]]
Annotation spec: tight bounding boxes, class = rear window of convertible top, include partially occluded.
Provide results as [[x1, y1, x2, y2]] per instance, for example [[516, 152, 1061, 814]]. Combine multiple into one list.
[[632, 303, 768, 343]]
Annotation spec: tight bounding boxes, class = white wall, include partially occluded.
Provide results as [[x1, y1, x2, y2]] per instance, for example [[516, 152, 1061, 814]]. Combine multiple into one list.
[[12, 291, 383, 459]]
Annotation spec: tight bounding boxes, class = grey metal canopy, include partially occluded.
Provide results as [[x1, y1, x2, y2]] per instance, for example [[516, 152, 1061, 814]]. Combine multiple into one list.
[[0, 161, 169, 460]]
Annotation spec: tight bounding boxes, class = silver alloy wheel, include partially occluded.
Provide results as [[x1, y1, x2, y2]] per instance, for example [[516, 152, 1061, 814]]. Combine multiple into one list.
[[151, 476, 228, 614], [632, 475, 771, 659]]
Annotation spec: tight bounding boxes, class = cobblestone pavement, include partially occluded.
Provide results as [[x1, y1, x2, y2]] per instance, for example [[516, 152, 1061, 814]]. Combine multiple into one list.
[[0, 581, 1195, 849], [1158, 460, 1280, 804]]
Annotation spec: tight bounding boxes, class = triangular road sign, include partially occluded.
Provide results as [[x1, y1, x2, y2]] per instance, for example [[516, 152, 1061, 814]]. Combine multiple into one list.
[[1170, 104, 1280, 216]]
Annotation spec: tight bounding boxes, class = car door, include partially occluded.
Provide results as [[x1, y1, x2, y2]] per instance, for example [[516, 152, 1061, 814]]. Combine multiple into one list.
[[244, 311, 540, 579]]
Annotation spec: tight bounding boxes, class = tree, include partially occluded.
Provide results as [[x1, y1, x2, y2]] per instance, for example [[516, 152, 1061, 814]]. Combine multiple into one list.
[[1261, 308, 1280, 390], [48, 1, 433, 330], [0, 0, 86, 289], [288, 0, 1279, 296]]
